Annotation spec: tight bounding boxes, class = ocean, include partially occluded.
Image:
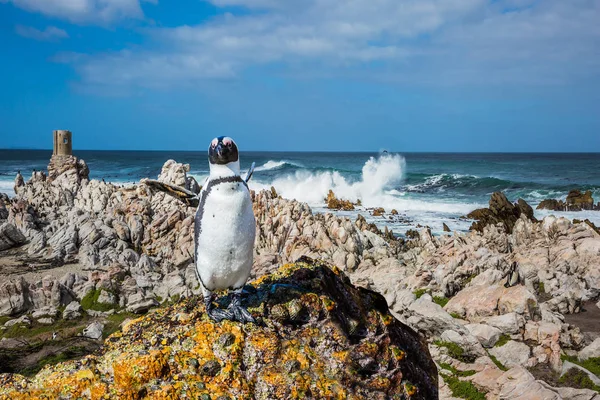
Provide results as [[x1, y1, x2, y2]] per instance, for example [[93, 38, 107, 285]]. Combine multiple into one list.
[[1, 150, 600, 235]]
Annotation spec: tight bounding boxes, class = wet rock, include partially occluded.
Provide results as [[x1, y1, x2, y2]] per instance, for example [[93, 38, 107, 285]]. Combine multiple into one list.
[[443, 223, 451, 232], [0, 260, 439, 400], [325, 190, 355, 211], [566, 190, 595, 211], [537, 198, 565, 211], [538, 190, 597, 212], [467, 192, 535, 233]]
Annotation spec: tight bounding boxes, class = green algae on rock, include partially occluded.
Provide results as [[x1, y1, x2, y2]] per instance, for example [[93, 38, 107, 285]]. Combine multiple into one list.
[[0, 257, 438, 400]]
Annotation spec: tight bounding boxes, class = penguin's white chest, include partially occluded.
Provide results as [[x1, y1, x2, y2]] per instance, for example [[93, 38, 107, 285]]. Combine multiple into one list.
[[195, 180, 255, 291]]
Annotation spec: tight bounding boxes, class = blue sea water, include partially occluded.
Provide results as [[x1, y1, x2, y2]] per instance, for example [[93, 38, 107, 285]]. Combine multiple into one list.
[[1, 150, 599, 235]]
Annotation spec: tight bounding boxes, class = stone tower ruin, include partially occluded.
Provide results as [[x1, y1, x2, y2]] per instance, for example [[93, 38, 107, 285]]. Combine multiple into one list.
[[53, 130, 72, 157]]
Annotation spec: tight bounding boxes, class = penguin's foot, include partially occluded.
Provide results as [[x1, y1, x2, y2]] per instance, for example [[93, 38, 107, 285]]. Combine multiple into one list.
[[207, 307, 234, 323], [228, 293, 256, 324], [204, 295, 233, 323]]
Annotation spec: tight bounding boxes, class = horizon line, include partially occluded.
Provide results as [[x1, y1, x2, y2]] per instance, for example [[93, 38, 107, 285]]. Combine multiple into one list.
[[2, 148, 600, 155]]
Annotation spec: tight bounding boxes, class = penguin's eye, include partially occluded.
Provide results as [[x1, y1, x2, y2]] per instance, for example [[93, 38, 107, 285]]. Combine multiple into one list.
[[210, 138, 218, 148]]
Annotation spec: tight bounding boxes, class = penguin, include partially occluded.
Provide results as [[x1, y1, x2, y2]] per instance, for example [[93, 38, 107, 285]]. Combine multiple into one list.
[[504, 261, 520, 288], [194, 136, 256, 323]]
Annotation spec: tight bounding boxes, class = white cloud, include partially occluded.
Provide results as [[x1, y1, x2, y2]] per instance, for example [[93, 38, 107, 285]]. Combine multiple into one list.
[[15, 24, 69, 41], [2, 0, 153, 24], [59, 0, 600, 88]]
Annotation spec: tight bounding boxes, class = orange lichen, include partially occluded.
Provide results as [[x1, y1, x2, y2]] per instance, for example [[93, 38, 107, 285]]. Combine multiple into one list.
[[0, 260, 438, 400], [112, 349, 169, 397]]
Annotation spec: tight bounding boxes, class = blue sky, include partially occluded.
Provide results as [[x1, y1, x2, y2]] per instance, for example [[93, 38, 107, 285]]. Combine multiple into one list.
[[0, 0, 598, 152]]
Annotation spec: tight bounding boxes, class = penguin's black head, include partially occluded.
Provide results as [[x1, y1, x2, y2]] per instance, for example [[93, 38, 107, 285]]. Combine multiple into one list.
[[208, 136, 239, 165]]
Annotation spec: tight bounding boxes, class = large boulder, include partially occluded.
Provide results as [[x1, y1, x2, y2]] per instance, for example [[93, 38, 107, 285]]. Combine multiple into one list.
[[0, 278, 30, 316], [578, 337, 600, 361], [444, 284, 538, 320], [467, 192, 534, 233], [0, 259, 439, 399], [488, 340, 531, 368], [566, 190, 595, 211], [0, 223, 26, 251]]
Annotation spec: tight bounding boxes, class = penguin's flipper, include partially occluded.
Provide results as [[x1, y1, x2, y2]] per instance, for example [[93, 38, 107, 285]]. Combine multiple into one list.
[[142, 179, 200, 207], [245, 162, 256, 183]]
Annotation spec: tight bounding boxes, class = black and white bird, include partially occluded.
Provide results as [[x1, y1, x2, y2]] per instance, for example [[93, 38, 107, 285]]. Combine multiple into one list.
[[142, 136, 257, 323], [193, 136, 256, 323]]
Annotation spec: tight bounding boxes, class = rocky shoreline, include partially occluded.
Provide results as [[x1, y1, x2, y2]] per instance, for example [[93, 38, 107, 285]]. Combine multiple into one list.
[[1, 155, 600, 399]]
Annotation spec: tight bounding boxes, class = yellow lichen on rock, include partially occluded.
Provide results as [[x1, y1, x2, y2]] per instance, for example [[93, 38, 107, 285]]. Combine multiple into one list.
[[0, 258, 438, 400]]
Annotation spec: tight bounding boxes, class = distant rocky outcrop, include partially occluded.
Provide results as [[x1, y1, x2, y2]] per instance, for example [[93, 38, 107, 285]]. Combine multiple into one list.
[[466, 192, 536, 233], [0, 260, 439, 400], [537, 189, 599, 212], [325, 190, 356, 211]]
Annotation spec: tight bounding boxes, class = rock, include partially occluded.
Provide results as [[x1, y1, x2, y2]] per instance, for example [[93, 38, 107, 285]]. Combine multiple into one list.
[[445, 284, 538, 320], [0, 222, 26, 251], [561, 361, 600, 386], [537, 190, 596, 212], [443, 223, 451, 232], [0, 278, 30, 316], [32, 306, 59, 319], [406, 295, 466, 338], [516, 198, 535, 221], [489, 340, 531, 368], [579, 337, 600, 361], [372, 207, 385, 216], [467, 192, 534, 233], [567, 190, 595, 211], [537, 198, 565, 211], [0, 259, 439, 400], [37, 317, 55, 325], [440, 329, 486, 358], [82, 321, 104, 340], [4, 315, 31, 328], [14, 171, 24, 193], [465, 323, 502, 348], [482, 313, 523, 335], [62, 301, 82, 320], [554, 386, 600, 399], [97, 290, 117, 306], [496, 366, 561, 399], [325, 190, 355, 211], [126, 293, 159, 314]]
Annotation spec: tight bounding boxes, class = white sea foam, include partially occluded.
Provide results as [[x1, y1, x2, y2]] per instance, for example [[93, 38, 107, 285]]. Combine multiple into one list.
[[0, 179, 15, 197], [249, 154, 480, 215]]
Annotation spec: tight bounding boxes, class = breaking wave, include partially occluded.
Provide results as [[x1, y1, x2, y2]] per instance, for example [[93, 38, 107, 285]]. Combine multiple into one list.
[[254, 160, 303, 172], [249, 153, 479, 214]]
